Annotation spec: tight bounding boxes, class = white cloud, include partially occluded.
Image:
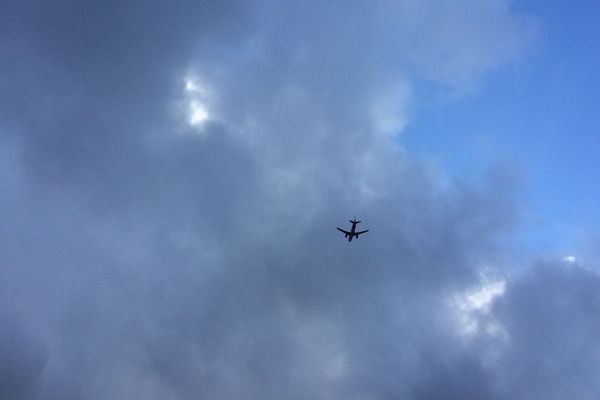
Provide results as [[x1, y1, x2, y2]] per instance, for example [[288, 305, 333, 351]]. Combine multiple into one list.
[[188, 100, 209, 126], [181, 75, 213, 130], [452, 273, 507, 338]]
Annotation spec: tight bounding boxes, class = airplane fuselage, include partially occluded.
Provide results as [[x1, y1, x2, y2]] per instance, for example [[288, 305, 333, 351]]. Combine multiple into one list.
[[347, 221, 358, 241]]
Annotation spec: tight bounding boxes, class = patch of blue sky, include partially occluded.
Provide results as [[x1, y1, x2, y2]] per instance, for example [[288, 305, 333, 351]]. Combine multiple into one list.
[[402, 0, 600, 257]]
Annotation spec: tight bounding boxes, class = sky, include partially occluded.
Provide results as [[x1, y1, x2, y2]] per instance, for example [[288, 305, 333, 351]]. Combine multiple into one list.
[[1, 1, 600, 399], [404, 0, 600, 258]]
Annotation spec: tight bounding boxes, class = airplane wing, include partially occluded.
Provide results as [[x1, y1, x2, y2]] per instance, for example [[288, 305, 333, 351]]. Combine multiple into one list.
[[337, 228, 351, 235], [356, 229, 369, 235]]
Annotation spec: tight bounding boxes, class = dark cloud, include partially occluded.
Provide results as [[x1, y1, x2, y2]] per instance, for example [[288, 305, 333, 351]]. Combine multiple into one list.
[[3, 1, 597, 399], [0, 315, 46, 399], [492, 261, 600, 400]]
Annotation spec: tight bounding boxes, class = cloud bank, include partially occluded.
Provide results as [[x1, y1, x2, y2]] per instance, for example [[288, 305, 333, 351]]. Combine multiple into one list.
[[1, 1, 598, 399]]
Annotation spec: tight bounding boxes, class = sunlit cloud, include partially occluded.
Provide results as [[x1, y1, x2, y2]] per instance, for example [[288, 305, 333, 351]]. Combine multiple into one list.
[[451, 273, 507, 338], [184, 78, 202, 93], [181, 75, 212, 130], [189, 100, 209, 126]]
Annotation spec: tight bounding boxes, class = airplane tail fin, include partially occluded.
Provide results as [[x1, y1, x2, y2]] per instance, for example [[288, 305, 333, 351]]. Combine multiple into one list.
[[349, 219, 361, 224]]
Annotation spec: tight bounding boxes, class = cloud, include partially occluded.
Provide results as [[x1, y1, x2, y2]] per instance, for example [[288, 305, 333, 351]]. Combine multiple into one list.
[[0, 315, 46, 399], [492, 262, 600, 400], [3, 2, 596, 400]]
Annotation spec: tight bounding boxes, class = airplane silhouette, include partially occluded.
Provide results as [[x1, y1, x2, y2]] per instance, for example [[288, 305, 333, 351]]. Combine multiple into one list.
[[337, 217, 369, 242]]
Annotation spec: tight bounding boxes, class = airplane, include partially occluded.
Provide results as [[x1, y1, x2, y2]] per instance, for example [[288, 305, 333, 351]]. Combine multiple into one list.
[[337, 217, 369, 242]]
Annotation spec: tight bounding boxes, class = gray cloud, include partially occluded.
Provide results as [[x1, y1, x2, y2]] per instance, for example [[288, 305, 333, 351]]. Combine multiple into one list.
[[3, 1, 597, 399], [491, 261, 600, 400], [0, 315, 46, 399]]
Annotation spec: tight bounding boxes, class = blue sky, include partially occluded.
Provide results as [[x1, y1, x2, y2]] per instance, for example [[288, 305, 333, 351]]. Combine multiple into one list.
[[405, 0, 600, 258]]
